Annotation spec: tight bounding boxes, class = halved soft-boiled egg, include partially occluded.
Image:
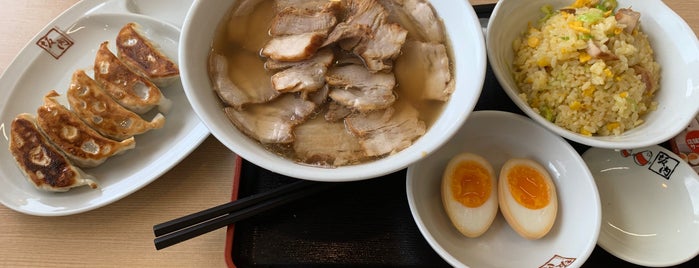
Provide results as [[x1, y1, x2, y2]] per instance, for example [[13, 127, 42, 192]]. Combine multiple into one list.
[[498, 158, 558, 239], [441, 153, 498, 238]]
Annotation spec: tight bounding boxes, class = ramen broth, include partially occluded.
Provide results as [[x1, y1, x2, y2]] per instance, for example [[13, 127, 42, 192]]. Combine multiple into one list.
[[210, 0, 454, 166]]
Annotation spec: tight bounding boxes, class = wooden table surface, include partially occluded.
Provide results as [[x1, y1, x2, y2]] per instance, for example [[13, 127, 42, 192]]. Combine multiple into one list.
[[0, 0, 696, 267]]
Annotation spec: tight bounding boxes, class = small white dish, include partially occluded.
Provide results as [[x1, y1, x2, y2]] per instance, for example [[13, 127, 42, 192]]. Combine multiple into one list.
[[583, 146, 699, 267], [0, 0, 208, 216], [407, 110, 600, 268], [487, 0, 699, 149]]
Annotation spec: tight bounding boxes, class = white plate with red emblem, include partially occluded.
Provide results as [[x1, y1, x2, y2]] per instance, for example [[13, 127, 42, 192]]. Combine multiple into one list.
[[583, 146, 699, 267], [0, 0, 208, 216]]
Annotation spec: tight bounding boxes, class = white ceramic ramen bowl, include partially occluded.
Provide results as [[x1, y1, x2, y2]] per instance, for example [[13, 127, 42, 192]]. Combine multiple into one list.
[[583, 146, 699, 267], [406, 111, 601, 268], [487, 0, 699, 149], [180, 1, 486, 181]]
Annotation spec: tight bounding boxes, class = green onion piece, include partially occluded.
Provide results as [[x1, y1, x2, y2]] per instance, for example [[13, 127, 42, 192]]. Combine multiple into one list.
[[577, 10, 604, 23], [596, 0, 618, 12], [539, 4, 554, 22], [539, 105, 555, 122]]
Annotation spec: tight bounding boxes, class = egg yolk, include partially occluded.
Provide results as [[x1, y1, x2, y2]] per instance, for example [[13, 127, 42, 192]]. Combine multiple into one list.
[[450, 161, 491, 208], [506, 164, 550, 209]]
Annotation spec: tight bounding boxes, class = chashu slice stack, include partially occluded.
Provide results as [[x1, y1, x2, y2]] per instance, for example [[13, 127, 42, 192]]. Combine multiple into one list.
[[36, 90, 136, 168], [9, 113, 98, 192]]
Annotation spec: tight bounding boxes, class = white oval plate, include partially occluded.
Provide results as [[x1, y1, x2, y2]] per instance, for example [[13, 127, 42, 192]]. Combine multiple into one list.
[[583, 146, 699, 266], [0, 0, 208, 216], [407, 111, 600, 268]]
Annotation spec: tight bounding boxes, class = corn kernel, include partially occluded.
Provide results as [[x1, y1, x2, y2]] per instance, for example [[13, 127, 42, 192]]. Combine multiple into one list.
[[614, 27, 623, 35], [527, 36, 540, 48], [604, 68, 614, 77], [580, 128, 592, 136], [569, 101, 582, 110], [619, 91, 628, 98], [606, 122, 620, 131], [583, 85, 596, 96], [579, 52, 592, 63], [537, 57, 550, 67]]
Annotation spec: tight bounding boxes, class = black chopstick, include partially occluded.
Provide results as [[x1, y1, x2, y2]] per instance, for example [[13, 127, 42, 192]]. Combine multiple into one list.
[[153, 179, 335, 250]]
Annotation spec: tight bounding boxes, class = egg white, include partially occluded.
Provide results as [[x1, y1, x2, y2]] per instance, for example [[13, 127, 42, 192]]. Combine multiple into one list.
[[441, 153, 498, 238], [498, 158, 558, 240]]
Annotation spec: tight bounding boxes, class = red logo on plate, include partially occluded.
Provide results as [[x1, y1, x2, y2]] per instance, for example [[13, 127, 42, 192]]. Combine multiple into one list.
[[685, 130, 699, 153], [540, 254, 576, 268], [36, 27, 74, 59]]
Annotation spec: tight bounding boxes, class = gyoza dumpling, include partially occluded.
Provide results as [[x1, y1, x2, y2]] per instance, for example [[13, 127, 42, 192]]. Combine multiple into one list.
[[94, 41, 171, 114], [9, 113, 97, 192], [67, 70, 165, 141], [37, 90, 136, 168], [116, 22, 180, 87]]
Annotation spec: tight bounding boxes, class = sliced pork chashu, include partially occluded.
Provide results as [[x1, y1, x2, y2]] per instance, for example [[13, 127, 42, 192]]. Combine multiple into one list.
[[261, 32, 327, 61], [272, 63, 328, 94], [94, 41, 171, 114], [265, 47, 334, 71], [307, 84, 330, 106], [354, 22, 407, 72], [37, 90, 136, 168], [379, 0, 445, 43], [395, 41, 453, 101], [274, 0, 342, 13], [324, 101, 353, 122], [324, 0, 386, 50], [67, 70, 165, 141], [323, 0, 407, 72], [270, 48, 335, 95], [339, 0, 388, 33], [345, 101, 426, 157], [116, 22, 180, 87], [326, 64, 396, 112], [270, 6, 338, 36], [223, 93, 315, 144], [210, 53, 280, 109], [293, 116, 366, 166], [9, 113, 97, 192]]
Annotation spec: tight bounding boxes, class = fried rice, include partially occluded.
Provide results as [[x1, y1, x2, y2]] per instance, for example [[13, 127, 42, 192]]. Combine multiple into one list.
[[513, 1, 660, 136]]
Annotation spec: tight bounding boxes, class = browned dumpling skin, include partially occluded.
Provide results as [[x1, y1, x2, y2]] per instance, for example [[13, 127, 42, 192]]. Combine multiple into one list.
[[116, 22, 180, 87], [9, 113, 97, 192], [94, 41, 171, 114], [67, 70, 165, 141], [37, 90, 136, 168]]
